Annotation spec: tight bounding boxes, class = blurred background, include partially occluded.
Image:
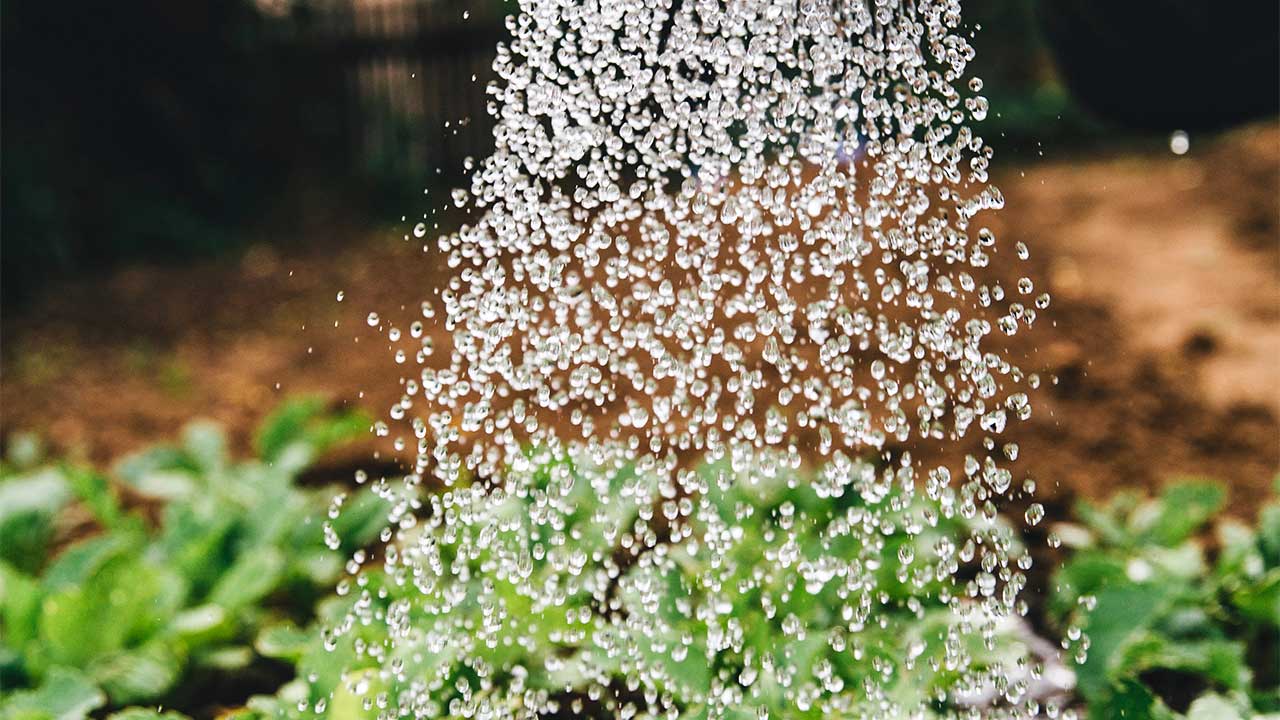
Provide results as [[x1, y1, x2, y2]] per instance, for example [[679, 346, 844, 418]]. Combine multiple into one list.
[[1, 2, 1279, 718], [2, 0, 1278, 501]]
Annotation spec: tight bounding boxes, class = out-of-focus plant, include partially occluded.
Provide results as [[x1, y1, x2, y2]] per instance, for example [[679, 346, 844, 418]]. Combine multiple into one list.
[[1047, 479, 1280, 720], [0, 398, 385, 718]]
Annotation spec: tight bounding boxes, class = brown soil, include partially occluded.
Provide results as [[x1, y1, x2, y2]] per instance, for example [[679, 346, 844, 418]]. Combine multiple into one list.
[[3, 122, 1277, 514]]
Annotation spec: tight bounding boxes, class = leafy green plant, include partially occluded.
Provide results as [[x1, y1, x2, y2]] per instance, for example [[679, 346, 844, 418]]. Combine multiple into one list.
[[240, 451, 658, 719], [6, 403, 1277, 720], [1048, 479, 1280, 720], [0, 398, 384, 719], [611, 461, 1035, 719], [238, 452, 1030, 719]]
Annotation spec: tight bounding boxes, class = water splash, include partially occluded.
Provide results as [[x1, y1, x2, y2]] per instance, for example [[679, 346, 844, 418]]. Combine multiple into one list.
[[325, 1, 1061, 717]]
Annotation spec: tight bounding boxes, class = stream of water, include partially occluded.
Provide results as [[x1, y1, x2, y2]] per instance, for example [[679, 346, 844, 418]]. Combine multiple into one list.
[[329, 1, 1063, 717]]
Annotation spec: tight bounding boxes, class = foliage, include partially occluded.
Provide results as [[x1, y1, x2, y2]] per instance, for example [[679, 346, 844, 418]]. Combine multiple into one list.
[[1047, 479, 1280, 720], [234, 452, 1029, 719], [614, 462, 1029, 719], [4, 404, 1278, 719], [0, 398, 382, 719]]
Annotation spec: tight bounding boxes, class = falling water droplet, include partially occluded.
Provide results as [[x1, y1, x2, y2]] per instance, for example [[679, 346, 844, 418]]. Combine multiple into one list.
[[321, 1, 1059, 716]]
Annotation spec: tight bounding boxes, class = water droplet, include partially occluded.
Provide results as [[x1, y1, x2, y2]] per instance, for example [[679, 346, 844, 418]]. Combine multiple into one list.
[[323, 2, 1057, 715], [1025, 503, 1044, 526]]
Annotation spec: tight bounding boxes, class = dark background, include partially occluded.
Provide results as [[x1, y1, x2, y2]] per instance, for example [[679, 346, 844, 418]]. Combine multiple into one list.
[[2, 0, 505, 302], [3, 0, 1276, 305]]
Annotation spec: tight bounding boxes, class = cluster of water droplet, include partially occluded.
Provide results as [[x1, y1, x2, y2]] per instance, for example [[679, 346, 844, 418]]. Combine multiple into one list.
[[328, 1, 1056, 718]]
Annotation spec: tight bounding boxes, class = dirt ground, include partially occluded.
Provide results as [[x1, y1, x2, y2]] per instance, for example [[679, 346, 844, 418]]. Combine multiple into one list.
[[3, 122, 1277, 515]]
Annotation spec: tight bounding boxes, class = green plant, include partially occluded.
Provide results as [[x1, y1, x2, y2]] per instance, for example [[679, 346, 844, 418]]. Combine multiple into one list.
[[1047, 479, 1280, 720], [7, 401, 1276, 720], [240, 451, 658, 719], [0, 398, 385, 719], [239, 451, 1030, 719]]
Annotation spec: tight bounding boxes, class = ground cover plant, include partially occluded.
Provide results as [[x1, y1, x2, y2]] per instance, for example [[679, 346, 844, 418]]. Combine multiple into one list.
[[0, 399, 387, 718], [1047, 480, 1280, 720], [2, 402, 1276, 719], [244, 450, 1035, 719]]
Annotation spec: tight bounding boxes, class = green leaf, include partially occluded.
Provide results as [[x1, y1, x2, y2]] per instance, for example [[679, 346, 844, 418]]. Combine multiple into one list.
[[0, 562, 42, 660], [255, 397, 326, 462], [153, 499, 243, 600], [1047, 552, 1127, 622], [114, 447, 201, 496], [41, 534, 136, 591], [39, 558, 185, 669], [88, 642, 184, 705], [1076, 582, 1173, 700], [1088, 678, 1174, 720], [208, 548, 285, 612], [181, 421, 227, 474], [235, 470, 309, 547], [326, 491, 391, 552], [0, 469, 71, 522], [169, 604, 235, 648], [1144, 541, 1205, 579], [0, 512, 55, 575], [292, 550, 342, 585], [1186, 693, 1244, 720], [1259, 503, 1280, 567], [192, 645, 253, 671], [1229, 568, 1280, 626], [243, 688, 305, 719], [0, 666, 106, 720], [1215, 520, 1261, 579], [126, 470, 199, 502], [1074, 496, 1134, 548], [328, 668, 384, 720], [0, 469, 71, 571], [1117, 634, 1249, 692], [38, 586, 123, 668], [105, 709, 190, 720], [255, 623, 313, 662], [1142, 480, 1225, 547], [65, 469, 129, 531], [254, 397, 368, 470], [252, 392, 317, 458]]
